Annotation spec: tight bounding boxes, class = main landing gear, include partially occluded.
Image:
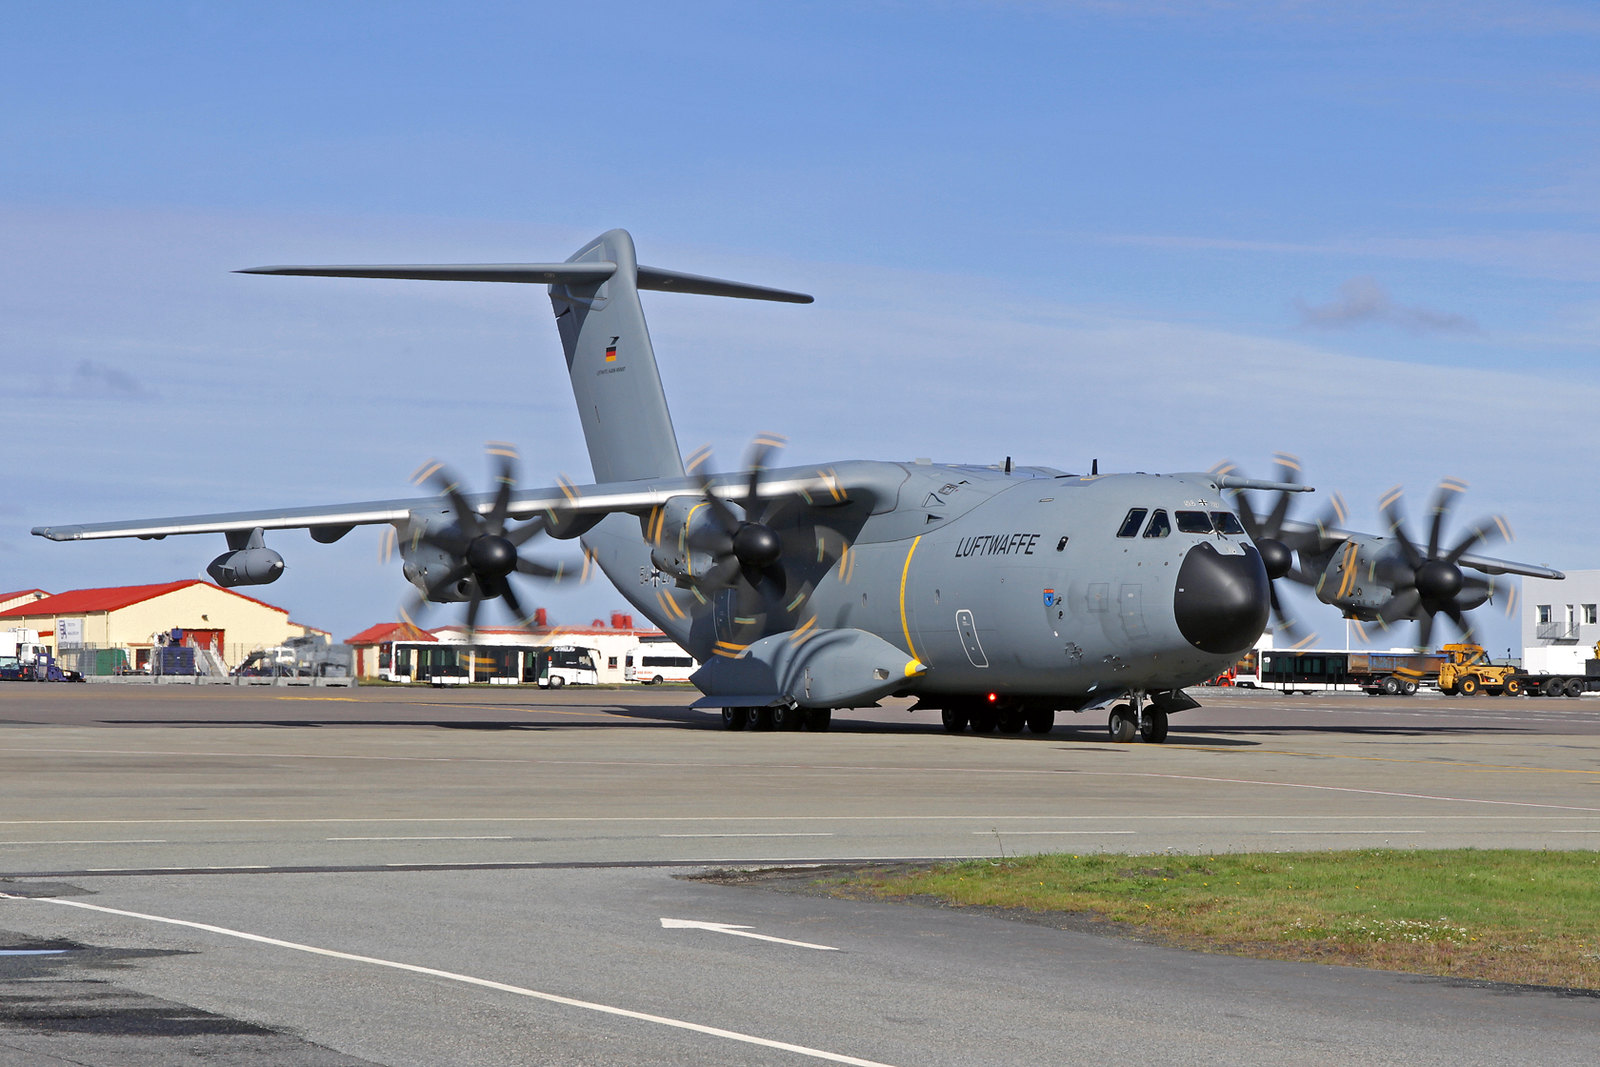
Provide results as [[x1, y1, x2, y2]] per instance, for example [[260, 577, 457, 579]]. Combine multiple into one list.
[[722, 706, 831, 732], [941, 701, 1055, 736], [1108, 696, 1167, 744]]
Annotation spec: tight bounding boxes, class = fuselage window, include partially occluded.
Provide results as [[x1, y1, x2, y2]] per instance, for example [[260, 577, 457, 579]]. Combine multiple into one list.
[[1211, 511, 1245, 535], [1142, 509, 1171, 538], [1116, 508, 1148, 538], [1175, 510, 1213, 534]]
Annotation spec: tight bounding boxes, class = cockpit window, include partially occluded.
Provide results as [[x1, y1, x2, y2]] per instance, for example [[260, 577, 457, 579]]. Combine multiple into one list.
[[1211, 511, 1245, 535], [1142, 509, 1171, 538], [1116, 508, 1147, 538], [1175, 510, 1213, 534]]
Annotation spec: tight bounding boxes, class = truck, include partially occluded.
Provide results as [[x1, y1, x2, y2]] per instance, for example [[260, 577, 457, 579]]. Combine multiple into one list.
[[0, 628, 84, 682], [1512, 641, 1600, 698]]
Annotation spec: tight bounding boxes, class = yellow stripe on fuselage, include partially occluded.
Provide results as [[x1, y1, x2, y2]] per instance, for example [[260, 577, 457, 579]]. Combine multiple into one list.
[[899, 536, 923, 663]]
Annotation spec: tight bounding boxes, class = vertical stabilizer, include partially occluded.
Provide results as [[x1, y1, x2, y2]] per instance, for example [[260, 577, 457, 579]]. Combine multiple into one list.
[[550, 230, 685, 484], [239, 228, 812, 487]]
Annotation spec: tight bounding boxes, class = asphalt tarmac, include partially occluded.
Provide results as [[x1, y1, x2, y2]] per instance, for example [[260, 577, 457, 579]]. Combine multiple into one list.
[[2, 683, 1597, 1064]]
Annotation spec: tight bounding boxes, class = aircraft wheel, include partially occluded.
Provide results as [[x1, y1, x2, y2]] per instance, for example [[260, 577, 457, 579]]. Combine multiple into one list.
[[969, 710, 999, 734], [1108, 706, 1137, 743], [1565, 678, 1585, 698], [722, 706, 749, 731], [749, 707, 775, 731], [1140, 708, 1169, 744], [805, 708, 832, 732], [1457, 676, 1479, 696], [1502, 678, 1522, 697], [772, 705, 805, 731], [1025, 710, 1055, 734], [941, 708, 969, 733], [996, 710, 1026, 734]]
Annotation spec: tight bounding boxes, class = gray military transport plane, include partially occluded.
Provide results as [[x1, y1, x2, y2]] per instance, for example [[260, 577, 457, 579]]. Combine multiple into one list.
[[34, 230, 1563, 741]]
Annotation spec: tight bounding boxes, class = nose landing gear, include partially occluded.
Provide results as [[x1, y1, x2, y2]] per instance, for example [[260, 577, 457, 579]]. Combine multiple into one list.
[[1108, 693, 1168, 744]]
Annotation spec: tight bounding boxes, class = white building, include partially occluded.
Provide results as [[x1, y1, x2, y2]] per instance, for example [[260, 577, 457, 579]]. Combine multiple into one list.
[[1520, 569, 1600, 674]]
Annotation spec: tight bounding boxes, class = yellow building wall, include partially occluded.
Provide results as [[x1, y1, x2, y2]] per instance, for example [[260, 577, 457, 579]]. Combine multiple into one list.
[[6, 584, 315, 667]]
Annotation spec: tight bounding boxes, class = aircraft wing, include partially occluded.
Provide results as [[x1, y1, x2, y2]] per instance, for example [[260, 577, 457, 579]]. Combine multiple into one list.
[[31, 467, 863, 543], [1277, 519, 1565, 581]]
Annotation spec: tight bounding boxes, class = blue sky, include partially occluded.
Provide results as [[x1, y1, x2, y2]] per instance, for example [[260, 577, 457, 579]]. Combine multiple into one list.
[[5, 1, 1597, 654]]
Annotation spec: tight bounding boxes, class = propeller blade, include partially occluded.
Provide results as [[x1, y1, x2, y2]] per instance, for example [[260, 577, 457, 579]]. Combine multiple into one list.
[[505, 515, 550, 548], [1426, 478, 1468, 560], [486, 443, 519, 535], [1379, 485, 1424, 572], [500, 576, 525, 620]]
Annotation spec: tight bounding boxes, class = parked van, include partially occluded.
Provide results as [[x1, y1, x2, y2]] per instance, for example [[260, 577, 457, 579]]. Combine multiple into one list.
[[623, 645, 698, 685]]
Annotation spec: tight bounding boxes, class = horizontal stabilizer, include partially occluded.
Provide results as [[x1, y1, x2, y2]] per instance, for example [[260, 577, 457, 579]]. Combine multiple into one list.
[[636, 266, 812, 303], [236, 263, 617, 284], [238, 261, 813, 302]]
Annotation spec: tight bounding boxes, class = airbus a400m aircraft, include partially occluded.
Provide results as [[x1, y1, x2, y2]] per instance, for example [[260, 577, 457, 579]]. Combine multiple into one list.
[[34, 230, 1563, 741]]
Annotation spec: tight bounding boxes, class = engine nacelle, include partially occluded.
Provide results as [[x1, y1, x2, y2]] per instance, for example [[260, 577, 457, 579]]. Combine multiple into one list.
[[398, 510, 479, 602], [206, 547, 285, 587], [644, 495, 722, 583]]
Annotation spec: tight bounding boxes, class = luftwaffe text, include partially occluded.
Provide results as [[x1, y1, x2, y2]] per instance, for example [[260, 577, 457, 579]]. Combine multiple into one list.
[[954, 532, 1041, 558]]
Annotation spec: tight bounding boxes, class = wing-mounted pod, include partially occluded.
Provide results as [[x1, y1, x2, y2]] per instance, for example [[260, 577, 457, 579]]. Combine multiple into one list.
[[206, 528, 284, 587]]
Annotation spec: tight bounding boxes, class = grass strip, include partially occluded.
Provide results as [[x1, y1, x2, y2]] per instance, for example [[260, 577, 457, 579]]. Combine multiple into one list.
[[822, 849, 1600, 989]]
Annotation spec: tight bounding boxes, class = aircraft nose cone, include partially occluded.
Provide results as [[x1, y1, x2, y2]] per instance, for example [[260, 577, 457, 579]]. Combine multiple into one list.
[[1173, 542, 1271, 655]]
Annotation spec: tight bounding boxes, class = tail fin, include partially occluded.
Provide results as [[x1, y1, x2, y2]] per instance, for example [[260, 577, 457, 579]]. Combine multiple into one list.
[[240, 228, 812, 484]]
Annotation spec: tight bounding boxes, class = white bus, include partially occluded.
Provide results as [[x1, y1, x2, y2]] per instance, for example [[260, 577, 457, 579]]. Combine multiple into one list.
[[537, 645, 600, 688], [624, 644, 698, 685]]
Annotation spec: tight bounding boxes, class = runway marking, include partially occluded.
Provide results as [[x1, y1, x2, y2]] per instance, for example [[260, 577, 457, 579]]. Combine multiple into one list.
[[660, 917, 838, 951], [327, 836, 515, 842], [84, 865, 269, 872], [0, 893, 896, 1067], [9, 743, 1597, 780], [660, 833, 834, 838], [0, 949, 67, 956], [3, 813, 1597, 826], [1093, 771, 1600, 813], [0, 839, 167, 846], [977, 830, 1135, 836], [1268, 830, 1425, 835]]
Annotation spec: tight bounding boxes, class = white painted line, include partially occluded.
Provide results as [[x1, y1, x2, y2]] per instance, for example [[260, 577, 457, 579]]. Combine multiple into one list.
[[1268, 830, 1425, 835], [976, 830, 1135, 836], [660, 918, 838, 951], [659, 833, 834, 839], [1552, 829, 1600, 833], [327, 836, 515, 842], [0, 840, 167, 846], [0, 949, 67, 956], [83, 865, 270, 872], [0, 893, 892, 1067]]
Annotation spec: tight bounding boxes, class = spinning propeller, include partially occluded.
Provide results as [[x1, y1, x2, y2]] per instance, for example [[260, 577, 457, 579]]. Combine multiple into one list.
[[1219, 453, 1347, 647], [675, 435, 852, 645], [1370, 478, 1512, 648], [399, 444, 589, 635]]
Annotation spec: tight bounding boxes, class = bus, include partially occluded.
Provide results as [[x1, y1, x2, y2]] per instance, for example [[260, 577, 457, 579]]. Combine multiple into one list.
[[1257, 648, 1443, 695], [623, 644, 699, 685], [536, 645, 600, 688]]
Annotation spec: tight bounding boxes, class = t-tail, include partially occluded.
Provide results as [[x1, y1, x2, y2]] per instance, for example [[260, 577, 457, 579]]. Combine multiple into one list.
[[239, 229, 812, 484]]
